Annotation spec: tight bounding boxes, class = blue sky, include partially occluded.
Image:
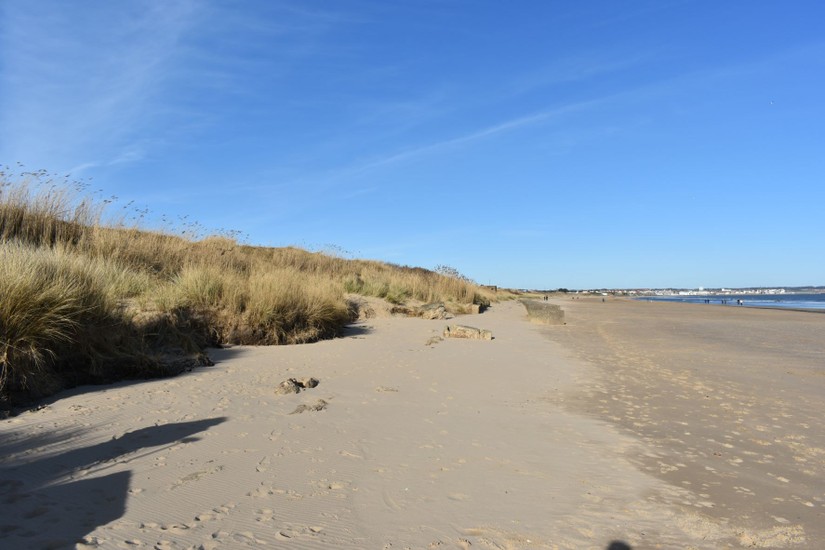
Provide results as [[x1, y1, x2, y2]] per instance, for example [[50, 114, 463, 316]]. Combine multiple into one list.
[[2, 1, 824, 289]]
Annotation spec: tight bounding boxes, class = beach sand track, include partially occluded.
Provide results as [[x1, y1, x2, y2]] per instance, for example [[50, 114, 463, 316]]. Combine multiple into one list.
[[543, 297, 825, 548], [2, 300, 821, 548]]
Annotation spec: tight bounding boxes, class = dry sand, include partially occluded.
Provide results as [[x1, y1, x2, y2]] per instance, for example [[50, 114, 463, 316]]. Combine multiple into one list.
[[1, 298, 823, 549]]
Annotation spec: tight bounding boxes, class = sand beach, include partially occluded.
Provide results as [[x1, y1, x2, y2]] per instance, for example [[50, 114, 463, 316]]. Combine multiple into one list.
[[1, 298, 823, 549]]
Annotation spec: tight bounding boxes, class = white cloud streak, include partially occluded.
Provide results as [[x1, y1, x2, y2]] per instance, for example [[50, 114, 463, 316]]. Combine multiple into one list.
[[325, 96, 608, 181], [0, 1, 359, 176], [0, 1, 200, 171]]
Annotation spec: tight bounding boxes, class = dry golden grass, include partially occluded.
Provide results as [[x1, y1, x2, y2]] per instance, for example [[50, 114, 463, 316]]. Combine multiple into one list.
[[0, 172, 499, 408], [0, 242, 176, 400], [0, 176, 98, 247]]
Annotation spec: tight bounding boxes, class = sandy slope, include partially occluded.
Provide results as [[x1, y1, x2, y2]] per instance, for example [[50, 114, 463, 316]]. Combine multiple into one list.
[[1, 299, 821, 549]]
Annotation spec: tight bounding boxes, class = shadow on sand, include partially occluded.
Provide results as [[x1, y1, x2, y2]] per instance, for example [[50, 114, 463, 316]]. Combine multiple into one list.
[[0, 417, 226, 547], [340, 323, 374, 339]]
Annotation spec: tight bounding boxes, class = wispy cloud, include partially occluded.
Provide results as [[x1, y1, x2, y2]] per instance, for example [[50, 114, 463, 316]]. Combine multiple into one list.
[[323, 96, 607, 181], [0, 1, 199, 171], [67, 143, 148, 175], [226, 91, 616, 202], [501, 51, 655, 99], [265, 37, 819, 194], [0, 0, 370, 184]]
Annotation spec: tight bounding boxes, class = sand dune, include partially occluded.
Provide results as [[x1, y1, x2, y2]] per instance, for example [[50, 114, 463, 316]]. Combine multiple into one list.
[[1, 299, 822, 549]]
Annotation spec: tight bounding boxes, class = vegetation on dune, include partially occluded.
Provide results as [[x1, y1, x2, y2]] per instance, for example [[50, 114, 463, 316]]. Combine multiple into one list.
[[0, 170, 501, 410], [0, 243, 188, 398]]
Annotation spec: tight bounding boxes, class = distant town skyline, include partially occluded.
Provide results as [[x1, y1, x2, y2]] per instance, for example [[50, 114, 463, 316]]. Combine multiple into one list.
[[2, 1, 824, 289], [534, 286, 824, 294]]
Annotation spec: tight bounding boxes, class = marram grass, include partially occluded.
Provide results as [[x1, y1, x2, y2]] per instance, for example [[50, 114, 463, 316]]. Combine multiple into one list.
[[0, 172, 500, 409]]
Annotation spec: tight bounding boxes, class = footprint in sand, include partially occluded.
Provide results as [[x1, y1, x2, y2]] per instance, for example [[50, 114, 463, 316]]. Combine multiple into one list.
[[170, 465, 225, 490], [256, 456, 271, 473], [289, 399, 328, 414], [193, 502, 236, 523], [22, 506, 50, 519], [338, 450, 363, 459], [230, 531, 267, 544], [247, 485, 275, 498], [255, 508, 276, 523]]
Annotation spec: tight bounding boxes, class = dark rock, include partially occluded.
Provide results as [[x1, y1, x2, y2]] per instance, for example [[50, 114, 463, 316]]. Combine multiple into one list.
[[442, 325, 493, 340], [275, 377, 320, 395], [520, 300, 565, 325], [417, 302, 448, 320]]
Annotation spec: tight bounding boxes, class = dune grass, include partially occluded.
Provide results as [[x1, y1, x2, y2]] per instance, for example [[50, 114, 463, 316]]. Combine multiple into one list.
[[0, 171, 500, 409], [0, 242, 176, 400]]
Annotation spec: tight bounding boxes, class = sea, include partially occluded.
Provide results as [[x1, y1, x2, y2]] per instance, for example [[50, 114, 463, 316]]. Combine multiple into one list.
[[637, 293, 825, 311]]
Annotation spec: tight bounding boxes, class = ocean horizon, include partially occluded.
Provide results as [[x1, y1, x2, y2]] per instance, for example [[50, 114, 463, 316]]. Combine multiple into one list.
[[636, 293, 825, 311]]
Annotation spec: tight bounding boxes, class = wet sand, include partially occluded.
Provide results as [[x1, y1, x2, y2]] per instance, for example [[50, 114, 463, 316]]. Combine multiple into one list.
[[543, 296, 825, 547], [1, 298, 823, 549]]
